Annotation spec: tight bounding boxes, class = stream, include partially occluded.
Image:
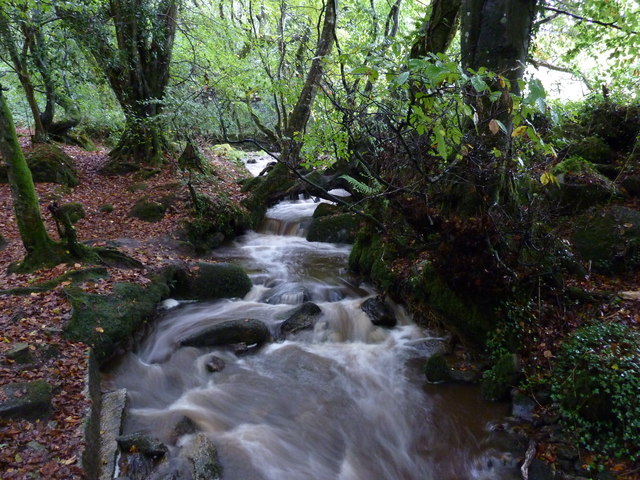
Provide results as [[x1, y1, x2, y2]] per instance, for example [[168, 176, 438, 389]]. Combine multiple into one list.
[[104, 156, 523, 480]]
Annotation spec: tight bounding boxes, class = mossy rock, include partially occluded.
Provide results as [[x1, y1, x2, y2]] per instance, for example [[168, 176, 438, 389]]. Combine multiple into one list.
[[425, 354, 451, 383], [128, 198, 166, 222], [172, 262, 253, 301], [210, 143, 247, 164], [414, 263, 495, 345], [26, 144, 79, 187], [579, 102, 640, 153], [348, 230, 397, 292], [570, 136, 613, 164], [0, 381, 53, 420], [63, 277, 170, 363], [571, 206, 640, 274], [480, 352, 520, 402], [62, 132, 96, 151], [127, 182, 149, 193], [183, 194, 251, 253], [241, 162, 296, 227], [548, 157, 619, 212], [306, 213, 359, 244], [312, 203, 341, 218]]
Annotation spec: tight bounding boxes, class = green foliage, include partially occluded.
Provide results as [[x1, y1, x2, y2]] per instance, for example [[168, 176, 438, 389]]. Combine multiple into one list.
[[551, 155, 594, 175], [551, 322, 640, 460]]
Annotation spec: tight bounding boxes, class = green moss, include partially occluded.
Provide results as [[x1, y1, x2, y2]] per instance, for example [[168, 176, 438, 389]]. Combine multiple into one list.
[[306, 213, 359, 243], [0, 381, 53, 420], [481, 352, 519, 401], [25, 144, 79, 187], [0, 267, 108, 295], [551, 156, 594, 175], [312, 203, 341, 218], [417, 263, 494, 344], [63, 277, 170, 363], [210, 143, 247, 164], [176, 262, 253, 300], [571, 136, 613, 164], [128, 198, 166, 222], [127, 182, 149, 193], [57, 202, 86, 224], [242, 162, 296, 227], [100, 204, 114, 213]]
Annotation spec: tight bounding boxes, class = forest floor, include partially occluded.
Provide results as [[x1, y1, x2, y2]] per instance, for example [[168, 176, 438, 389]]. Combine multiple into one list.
[[1, 136, 640, 479], [0, 135, 248, 479]]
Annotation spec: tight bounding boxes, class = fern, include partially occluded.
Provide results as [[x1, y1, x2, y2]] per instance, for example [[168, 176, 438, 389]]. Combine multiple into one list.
[[340, 174, 383, 195]]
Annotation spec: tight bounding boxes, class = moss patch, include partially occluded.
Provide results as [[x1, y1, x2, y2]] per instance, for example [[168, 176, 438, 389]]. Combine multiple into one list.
[[63, 277, 170, 363], [22, 144, 79, 187], [172, 262, 253, 301], [241, 162, 296, 227], [128, 198, 166, 222], [306, 213, 359, 244]]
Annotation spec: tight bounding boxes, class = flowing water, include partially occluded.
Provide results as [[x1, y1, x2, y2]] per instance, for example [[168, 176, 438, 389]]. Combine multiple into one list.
[[105, 168, 522, 479]]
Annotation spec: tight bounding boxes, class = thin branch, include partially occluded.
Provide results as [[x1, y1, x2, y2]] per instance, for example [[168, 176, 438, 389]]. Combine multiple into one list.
[[528, 57, 594, 90], [543, 6, 638, 34]]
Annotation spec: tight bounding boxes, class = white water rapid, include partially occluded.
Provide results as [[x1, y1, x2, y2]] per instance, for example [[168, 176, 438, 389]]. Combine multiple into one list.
[[105, 192, 521, 479]]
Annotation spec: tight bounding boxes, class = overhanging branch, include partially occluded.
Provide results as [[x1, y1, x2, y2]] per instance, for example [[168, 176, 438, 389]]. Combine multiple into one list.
[[543, 6, 638, 34]]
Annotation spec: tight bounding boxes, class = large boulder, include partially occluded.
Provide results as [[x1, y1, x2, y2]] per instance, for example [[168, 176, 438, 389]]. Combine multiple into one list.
[[571, 206, 640, 274], [0, 381, 53, 420], [128, 197, 166, 222], [181, 319, 269, 348], [306, 213, 359, 244], [174, 262, 253, 301], [0, 144, 79, 186], [547, 157, 619, 213], [280, 302, 322, 335], [263, 282, 310, 305], [180, 432, 223, 480]]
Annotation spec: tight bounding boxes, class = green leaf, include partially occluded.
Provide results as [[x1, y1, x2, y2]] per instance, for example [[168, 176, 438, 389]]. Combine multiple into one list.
[[396, 71, 410, 85], [470, 76, 488, 92]]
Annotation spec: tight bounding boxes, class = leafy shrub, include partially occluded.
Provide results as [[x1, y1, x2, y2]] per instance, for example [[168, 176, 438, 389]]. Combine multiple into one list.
[[551, 322, 640, 460]]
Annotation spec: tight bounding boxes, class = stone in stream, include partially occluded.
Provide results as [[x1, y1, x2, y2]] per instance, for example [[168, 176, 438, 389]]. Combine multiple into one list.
[[117, 432, 168, 457], [0, 381, 53, 420], [361, 296, 397, 328], [205, 355, 226, 372], [263, 283, 310, 305], [280, 302, 322, 336], [180, 432, 223, 480], [181, 319, 270, 348]]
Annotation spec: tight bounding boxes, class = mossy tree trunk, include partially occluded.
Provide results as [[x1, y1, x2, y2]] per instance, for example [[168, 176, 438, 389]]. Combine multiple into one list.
[[453, 0, 538, 213], [59, 0, 178, 170], [410, 0, 461, 60], [0, 83, 60, 270], [0, 9, 49, 143]]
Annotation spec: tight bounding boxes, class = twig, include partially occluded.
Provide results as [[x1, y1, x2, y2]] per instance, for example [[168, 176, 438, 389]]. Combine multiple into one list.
[[543, 6, 638, 34]]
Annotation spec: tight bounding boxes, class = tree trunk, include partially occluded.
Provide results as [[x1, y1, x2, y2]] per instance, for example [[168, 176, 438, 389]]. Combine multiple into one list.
[[452, 0, 538, 212], [0, 84, 58, 270], [0, 10, 48, 143], [281, 0, 337, 166], [59, 0, 178, 170], [410, 0, 461, 59]]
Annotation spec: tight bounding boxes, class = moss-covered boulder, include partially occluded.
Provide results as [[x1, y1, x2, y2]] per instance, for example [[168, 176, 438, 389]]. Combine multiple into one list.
[[172, 262, 253, 301], [348, 230, 398, 293], [570, 136, 613, 164], [210, 143, 247, 164], [2, 144, 80, 187], [480, 352, 520, 401], [128, 197, 166, 222], [63, 278, 170, 363], [312, 202, 341, 218], [547, 157, 619, 212], [0, 381, 53, 420], [306, 213, 359, 244], [361, 296, 396, 328], [241, 162, 296, 227], [571, 206, 640, 274]]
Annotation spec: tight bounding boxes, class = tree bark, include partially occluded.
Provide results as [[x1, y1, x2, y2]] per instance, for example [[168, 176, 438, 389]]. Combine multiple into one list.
[[0, 84, 58, 269], [410, 0, 461, 59], [281, 0, 337, 166]]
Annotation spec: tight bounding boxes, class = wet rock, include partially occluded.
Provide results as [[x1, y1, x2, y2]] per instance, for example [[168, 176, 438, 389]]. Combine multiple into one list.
[[170, 416, 198, 443], [312, 203, 341, 218], [205, 355, 226, 372], [511, 391, 536, 422], [424, 355, 450, 383], [0, 381, 53, 420], [100, 389, 127, 480], [181, 319, 269, 348], [481, 353, 521, 402], [4, 342, 33, 364], [117, 433, 168, 458], [179, 433, 222, 480], [361, 296, 397, 328], [263, 283, 310, 305], [528, 458, 555, 480], [280, 302, 322, 335], [621, 175, 640, 197]]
